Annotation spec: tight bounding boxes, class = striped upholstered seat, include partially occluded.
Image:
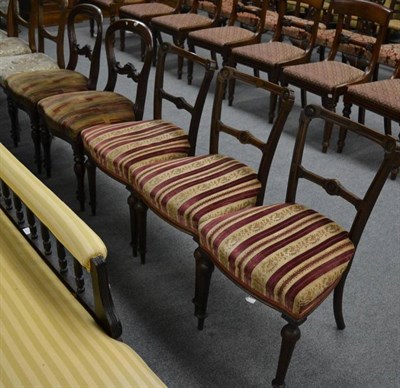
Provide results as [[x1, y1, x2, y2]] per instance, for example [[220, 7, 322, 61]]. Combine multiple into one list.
[[198, 204, 354, 319]]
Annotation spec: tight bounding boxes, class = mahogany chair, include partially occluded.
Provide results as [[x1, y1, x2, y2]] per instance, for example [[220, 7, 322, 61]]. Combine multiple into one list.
[[128, 67, 294, 264], [5, 4, 103, 175], [194, 104, 400, 387], [0, 0, 68, 148], [81, 43, 216, 255], [0, 0, 35, 57], [37, 19, 153, 211], [186, 0, 269, 84], [150, 0, 223, 79], [230, 0, 324, 123], [340, 62, 400, 178], [281, 0, 392, 153]]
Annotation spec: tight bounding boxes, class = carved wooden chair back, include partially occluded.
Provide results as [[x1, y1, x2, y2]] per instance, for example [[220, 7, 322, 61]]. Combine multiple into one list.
[[5, 0, 35, 46]]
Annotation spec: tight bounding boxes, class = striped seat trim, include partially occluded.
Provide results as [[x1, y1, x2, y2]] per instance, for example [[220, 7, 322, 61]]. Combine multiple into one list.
[[82, 120, 191, 184], [38, 91, 136, 140], [133, 155, 261, 234], [199, 204, 355, 319]]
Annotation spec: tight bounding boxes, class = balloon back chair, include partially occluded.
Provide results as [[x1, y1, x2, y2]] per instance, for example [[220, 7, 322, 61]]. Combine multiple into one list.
[[195, 104, 400, 387], [5, 4, 103, 175], [37, 19, 153, 211], [81, 42, 216, 258], [0, 0, 68, 147], [281, 0, 392, 153], [128, 67, 294, 266], [230, 0, 325, 123], [0, 0, 35, 57]]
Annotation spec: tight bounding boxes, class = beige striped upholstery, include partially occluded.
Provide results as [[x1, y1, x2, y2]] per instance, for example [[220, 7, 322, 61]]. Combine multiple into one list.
[[0, 37, 32, 57], [133, 154, 261, 234], [0, 144, 106, 270], [82, 120, 191, 184], [199, 204, 355, 319], [0, 211, 165, 388]]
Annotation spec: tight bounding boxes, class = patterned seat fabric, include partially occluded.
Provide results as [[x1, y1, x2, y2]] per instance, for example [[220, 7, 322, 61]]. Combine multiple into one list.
[[283, 61, 364, 90], [120, 3, 175, 18], [0, 37, 32, 57], [5, 70, 89, 109], [152, 13, 214, 31], [133, 154, 261, 234], [38, 91, 136, 140], [0, 53, 59, 87], [378, 43, 400, 67], [264, 10, 279, 31], [82, 120, 191, 184], [0, 30, 7, 40], [189, 26, 256, 46], [347, 78, 400, 114], [198, 204, 355, 320]]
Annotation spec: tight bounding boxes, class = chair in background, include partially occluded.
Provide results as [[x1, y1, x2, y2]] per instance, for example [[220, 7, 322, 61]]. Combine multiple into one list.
[[340, 62, 399, 178], [186, 0, 269, 84], [5, 4, 103, 174], [282, 0, 392, 153], [230, 0, 324, 123], [387, 0, 400, 42], [129, 67, 294, 265], [37, 19, 153, 211], [0, 0, 35, 57], [81, 43, 216, 257], [150, 0, 223, 79], [194, 104, 400, 387]]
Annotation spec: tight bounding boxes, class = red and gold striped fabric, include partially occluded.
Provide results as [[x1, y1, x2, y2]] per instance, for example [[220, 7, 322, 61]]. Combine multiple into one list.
[[82, 120, 191, 184], [38, 91, 136, 140], [133, 154, 261, 234], [5, 70, 89, 109], [199, 204, 355, 320]]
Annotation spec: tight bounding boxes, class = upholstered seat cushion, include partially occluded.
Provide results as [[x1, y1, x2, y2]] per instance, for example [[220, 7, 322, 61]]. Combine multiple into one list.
[[152, 13, 214, 32], [120, 3, 174, 18], [188, 26, 256, 47], [233, 41, 305, 67], [133, 155, 261, 234], [283, 61, 364, 91], [0, 53, 59, 87], [264, 10, 279, 31], [0, 30, 7, 40], [378, 43, 400, 68], [198, 204, 355, 320], [5, 69, 89, 110], [82, 120, 191, 184], [346, 78, 400, 115], [38, 91, 136, 140], [0, 37, 32, 57]]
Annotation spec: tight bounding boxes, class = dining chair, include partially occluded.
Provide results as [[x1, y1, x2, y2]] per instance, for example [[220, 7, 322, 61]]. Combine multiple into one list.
[[5, 3, 103, 174], [37, 19, 153, 211], [195, 104, 400, 387], [281, 0, 392, 153], [81, 43, 216, 258]]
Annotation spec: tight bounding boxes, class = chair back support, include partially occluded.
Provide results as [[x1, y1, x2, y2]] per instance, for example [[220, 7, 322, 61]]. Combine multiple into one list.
[[392, 60, 400, 78], [37, 0, 69, 68], [327, 0, 392, 78], [286, 104, 400, 248], [191, 0, 224, 25], [104, 19, 153, 121], [210, 67, 295, 204], [154, 42, 216, 155], [66, 4, 103, 90]]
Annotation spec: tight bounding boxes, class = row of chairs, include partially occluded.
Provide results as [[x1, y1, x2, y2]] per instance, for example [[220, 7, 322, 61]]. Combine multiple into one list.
[[1, 1, 399, 386]]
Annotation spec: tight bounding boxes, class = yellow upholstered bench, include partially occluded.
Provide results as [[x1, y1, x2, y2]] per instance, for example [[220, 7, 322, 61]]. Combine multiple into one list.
[[0, 144, 165, 388]]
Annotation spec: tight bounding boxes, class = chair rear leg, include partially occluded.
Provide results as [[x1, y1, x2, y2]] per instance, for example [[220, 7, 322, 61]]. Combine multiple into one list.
[[134, 198, 148, 264], [333, 274, 348, 330], [321, 97, 336, 153], [127, 190, 138, 257], [30, 111, 42, 174], [40, 119, 52, 178], [72, 143, 86, 212], [7, 96, 20, 147], [337, 102, 352, 153], [86, 158, 97, 215]]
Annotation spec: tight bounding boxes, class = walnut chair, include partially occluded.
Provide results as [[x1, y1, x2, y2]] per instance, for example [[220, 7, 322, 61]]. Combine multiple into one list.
[[340, 62, 400, 178], [194, 104, 400, 387], [0, 0, 35, 57], [129, 67, 294, 264], [281, 0, 392, 153], [37, 19, 153, 211], [81, 43, 216, 257], [5, 4, 103, 175], [0, 0, 68, 147], [186, 0, 269, 85], [230, 0, 324, 124], [150, 0, 223, 79]]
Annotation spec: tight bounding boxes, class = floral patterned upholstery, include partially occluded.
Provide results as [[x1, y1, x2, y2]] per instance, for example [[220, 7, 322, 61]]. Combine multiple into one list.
[[0, 53, 59, 87], [82, 120, 191, 183], [378, 43, 400, 68], [5, 69, 89, 109], [152, 12, 214, 31], [198, 204, 354, 320], [38, 91, 136, 141], [120, 3, 175, 18], [133, 154, 261, 234], [188, 26, 256, 46], [0, 37, 31, 57]]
